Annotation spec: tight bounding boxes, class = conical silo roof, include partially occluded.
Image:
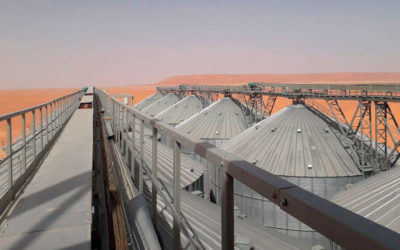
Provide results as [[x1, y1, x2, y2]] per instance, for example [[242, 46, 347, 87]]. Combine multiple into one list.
[[221, 104, 361, 177], [155, 95, 204, 126], [176, 97, 248, 140], [135, 92, 164, 111], [332, 166, 400, 233], [142, 93, 180, 116]]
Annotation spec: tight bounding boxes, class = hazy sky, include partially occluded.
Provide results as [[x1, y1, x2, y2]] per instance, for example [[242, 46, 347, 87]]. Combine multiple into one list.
[[1, 1, 399, 88]]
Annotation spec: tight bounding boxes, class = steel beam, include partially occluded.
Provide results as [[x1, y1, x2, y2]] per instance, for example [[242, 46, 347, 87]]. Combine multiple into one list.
[[221, 162, 234, 250], [152, 127, 158, 225], [173, 140, 181, 250]]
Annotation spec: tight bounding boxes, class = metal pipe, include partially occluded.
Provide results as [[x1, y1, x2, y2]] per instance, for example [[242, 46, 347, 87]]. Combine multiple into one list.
[[152, 127, 158, 225], [173, 140, 181, 250]]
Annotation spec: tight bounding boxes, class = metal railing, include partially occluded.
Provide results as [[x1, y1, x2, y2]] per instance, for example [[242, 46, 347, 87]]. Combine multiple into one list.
[[95, 88, 400, 250], [0, 90, 84, 215]]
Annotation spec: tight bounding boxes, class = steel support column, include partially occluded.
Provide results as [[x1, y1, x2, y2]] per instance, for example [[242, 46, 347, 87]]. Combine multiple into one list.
[[173, 140, 181, 250], [152, 127, 158, 225], [221, 162, 234, 250]]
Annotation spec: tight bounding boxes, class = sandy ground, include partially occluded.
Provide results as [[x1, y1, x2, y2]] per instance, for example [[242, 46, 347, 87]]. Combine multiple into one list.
[[0, 88, 78, 157], [157, 72, 400, 86], [2, 73, 400, 157]]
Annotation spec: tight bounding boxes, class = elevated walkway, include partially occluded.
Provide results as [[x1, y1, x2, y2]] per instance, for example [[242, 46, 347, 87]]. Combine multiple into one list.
[[0, 109, 93, 250]]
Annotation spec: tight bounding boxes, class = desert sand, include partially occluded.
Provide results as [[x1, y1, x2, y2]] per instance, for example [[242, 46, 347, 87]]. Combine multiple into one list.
[[0, 88, 78, 157], [2, 72, 399, 158]]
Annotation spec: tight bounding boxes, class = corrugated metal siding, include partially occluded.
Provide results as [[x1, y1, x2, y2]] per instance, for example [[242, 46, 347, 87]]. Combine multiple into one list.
[[176, 97, 248, 140], [142, 93, 180, 116], [332, 166, 400, 233], [156, 95, 204, 126], [154, 184, 311, 250], [221, 104, 361, 177], [127, 125, 203, 188], [135, 92, 164, 111]]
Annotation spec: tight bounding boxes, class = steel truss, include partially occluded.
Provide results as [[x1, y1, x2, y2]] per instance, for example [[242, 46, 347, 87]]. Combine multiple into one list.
[[375, 101, 400, 170], [235, 94, 277, 125], [325, 99, 400, 174], [159, 84, 400, 175]]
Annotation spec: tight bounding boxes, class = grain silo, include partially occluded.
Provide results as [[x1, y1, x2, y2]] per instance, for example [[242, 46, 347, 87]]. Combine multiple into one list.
[[331, 165, 400, 246], [176, 97, 249, 146], [142, 93, 180, 116], [156, 95, 205, 127], [135, 92, 164, 111], [175, 97, 250, 200], [218, 104, 363, 247], [156, 95, 205, 147]]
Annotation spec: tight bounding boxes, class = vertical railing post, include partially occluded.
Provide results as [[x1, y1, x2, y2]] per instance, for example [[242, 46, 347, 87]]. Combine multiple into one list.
[[112, 101, 116, 137], [131, 114, 136, 178], [6, 118, 13, 190], [32, 110, 36, 157], [124, 108, 129, 159], [45, 105, 50, 144], [119, 105, 122, 149], [22, 114, 26, 172], [221, 162, 234, 250], [152, 127, 158, 225], [139, 119, 144, 194], [60, 98, 63, 124], [52, 102, 56, 137], [56, 100, 59, 128], [173, 140, 181, 250], [40, 108, 44, 151], [50, 103, 54, 138]]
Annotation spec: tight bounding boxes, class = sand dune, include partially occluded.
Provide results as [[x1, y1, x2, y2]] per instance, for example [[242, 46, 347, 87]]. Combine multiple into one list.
[[2, 72, 399, 157], [157, 72, 400, 86]]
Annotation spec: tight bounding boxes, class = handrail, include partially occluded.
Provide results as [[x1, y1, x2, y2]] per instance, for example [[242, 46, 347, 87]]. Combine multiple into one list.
[[0, 89, 85, 217], [0, 90, 83, 121], [96, 87, 400, 250]]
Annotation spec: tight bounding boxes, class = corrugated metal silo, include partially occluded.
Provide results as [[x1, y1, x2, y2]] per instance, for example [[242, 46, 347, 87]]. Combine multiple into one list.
[[142, 93, 180, 116], [135, 92, 164, 111], [175, 97, 250, 200], [156, 95, 205, 149], [218, 104, 363, 247], [176, 97, 249, 146], [156, 95, 204, 126], [332, 165, 400, 237]]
